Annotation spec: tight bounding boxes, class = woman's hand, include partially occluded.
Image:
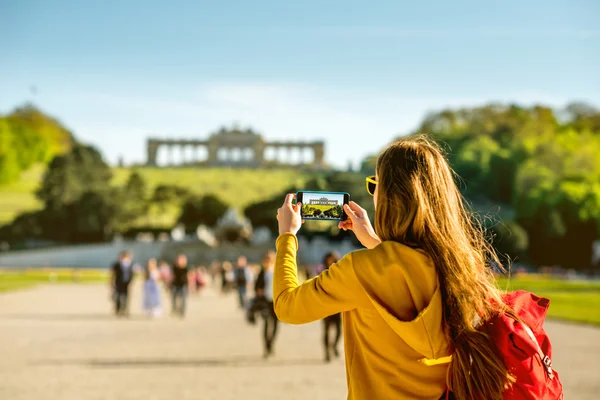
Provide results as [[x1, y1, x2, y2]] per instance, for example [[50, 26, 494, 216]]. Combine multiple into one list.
[[277, 193, 303, 236], [338, 201, 381, 249]]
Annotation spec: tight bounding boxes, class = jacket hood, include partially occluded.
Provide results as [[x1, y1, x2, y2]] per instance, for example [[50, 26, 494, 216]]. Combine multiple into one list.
[[352, 241, 451, 361]]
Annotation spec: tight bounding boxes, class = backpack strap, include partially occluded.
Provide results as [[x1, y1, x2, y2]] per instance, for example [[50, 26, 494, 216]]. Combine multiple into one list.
[[521, 323, 555, 380]]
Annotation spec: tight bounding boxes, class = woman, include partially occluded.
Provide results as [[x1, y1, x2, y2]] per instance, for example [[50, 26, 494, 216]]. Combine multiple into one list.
[[158, 260, 171, 289], [275, 137, 511, 400], [320, 251, 342, 363], [170, 254, 189, 318], [221, 261, 235, 294], [254, 250, 278, 358], [142, 259, 162, 317]]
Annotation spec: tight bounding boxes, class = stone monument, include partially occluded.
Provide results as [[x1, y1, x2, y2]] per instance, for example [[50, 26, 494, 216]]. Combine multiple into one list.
[[146, 126, 325, 169]]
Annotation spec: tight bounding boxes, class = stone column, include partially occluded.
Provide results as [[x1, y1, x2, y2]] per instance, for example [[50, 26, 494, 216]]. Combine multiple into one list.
[[146, 141, 159, 166], [180, 144, 186, 166], [167, 145, 174, 166], [207, 143, 218, 165], [313, 144, 325, 169]]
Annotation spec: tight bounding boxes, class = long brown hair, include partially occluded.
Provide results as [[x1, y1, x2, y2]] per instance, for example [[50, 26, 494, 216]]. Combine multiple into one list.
[[375, 136, 513, 400]]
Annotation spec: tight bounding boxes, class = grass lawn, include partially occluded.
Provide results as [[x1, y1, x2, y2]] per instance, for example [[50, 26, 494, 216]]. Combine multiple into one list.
[[497, 274, 600, 325], [0, 165, 45, 224], [0, 165, 312, 225], [0, 269, 109, 293]]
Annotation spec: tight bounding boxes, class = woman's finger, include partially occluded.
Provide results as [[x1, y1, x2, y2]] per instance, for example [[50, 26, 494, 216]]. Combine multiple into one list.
[[338, 220, 352, 231], [283, 193, 295, 206], [348, 201, 365, 218], [344, 204, 357, 220]]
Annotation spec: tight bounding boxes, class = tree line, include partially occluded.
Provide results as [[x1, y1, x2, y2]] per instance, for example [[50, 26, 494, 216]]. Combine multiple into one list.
[[0, 143, 231, 245], [1, 102, 599, 271], [372, 102, 599, 271]]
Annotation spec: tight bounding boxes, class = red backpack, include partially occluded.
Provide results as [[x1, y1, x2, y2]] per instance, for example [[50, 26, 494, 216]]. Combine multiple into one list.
[[444, 290, 564, 400], [484, 290, 564, 399]]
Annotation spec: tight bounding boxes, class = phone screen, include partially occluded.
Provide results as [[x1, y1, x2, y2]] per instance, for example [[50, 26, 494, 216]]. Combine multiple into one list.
[[297, 191, 349, 221]]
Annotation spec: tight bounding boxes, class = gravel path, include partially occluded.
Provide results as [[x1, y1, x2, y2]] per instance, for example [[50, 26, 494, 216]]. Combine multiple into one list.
[[0, 283, 598, 399]]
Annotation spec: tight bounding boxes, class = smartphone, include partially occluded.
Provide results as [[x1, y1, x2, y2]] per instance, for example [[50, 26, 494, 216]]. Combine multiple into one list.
[[296, 191, 350, 221]]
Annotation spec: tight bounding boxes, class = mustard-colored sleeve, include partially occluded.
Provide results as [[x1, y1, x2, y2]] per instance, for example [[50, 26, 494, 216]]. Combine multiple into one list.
[[273, 233, 369, 324]]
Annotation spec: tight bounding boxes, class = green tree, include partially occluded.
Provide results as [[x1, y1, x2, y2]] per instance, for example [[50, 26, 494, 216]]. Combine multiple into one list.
[[565, 102, 600, 132], [417, 104, 600, 270], [7, 116, 48, 170], [37, 144, 112, 210], [6, 210, 46, 239], [0, 105, 74, 185], [66, 190, 119, 242], [178, 194, 229, 232], [489, 221, 529, 262], [8, 104, 73, 156], [0, 119, 20, 183], [117, 171, 149, 226], [244, 187, 297, 234], [152, 184, 191, 210], [359, 154, 377, 175]]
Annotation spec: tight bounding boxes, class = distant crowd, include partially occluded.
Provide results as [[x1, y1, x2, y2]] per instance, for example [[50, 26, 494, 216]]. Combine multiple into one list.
[[109, 249, 342, 361]]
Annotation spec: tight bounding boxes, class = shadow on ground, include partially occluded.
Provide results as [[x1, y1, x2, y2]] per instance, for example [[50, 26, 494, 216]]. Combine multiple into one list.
[[33, 355, 327, 369]]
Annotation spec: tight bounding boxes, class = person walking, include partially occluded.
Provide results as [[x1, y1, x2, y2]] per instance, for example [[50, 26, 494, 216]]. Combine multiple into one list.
[[158, 260, 171, 288], [142, 258, 162, 317], [170, 254, 189, 318], [320, 251, 342, 362], [274, 137, 518, 400], [254, 250, 278, 358], [234, 255, 252, 309], [110, 251, 134, 317]]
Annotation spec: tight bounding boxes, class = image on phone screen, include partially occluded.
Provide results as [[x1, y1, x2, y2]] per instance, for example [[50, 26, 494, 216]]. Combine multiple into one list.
[[297, 191, 349, 221]]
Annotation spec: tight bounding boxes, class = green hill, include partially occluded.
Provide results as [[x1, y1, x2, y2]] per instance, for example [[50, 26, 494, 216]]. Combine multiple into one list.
[[0, 165, 312, 226], [0, 104, 73, 184], [0, 165, 45, 224]]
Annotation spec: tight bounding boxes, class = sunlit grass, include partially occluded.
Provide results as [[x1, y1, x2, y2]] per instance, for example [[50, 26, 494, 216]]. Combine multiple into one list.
[[0, 269, 109, 293], [0, 165, 46, 224], [497, 275, 600, 325], [0, 165, 312, 225]]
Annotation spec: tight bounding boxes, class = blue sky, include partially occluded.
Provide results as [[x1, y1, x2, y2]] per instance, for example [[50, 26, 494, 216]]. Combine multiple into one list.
[[1, 0, 599, 168]]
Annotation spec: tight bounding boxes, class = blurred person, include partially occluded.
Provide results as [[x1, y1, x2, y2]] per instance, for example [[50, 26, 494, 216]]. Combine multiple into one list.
[[188, 266, 198, 293], [234, 255, 253, 309], [110, 251, 134, 317], [189, 266, 208, 293], [221, 261, 235, 294], [320, 251, 342, 362], [171, 254, 189, 317], [303, 265, 313, 281], [142, 259, 162, 317], [254, 250, 278, 358], [195, 266, 209, 291], [218, 261, 227, 292], [209, 261, 220, 287], [273, 137, 525, 400], [159, 260, 172, 286]]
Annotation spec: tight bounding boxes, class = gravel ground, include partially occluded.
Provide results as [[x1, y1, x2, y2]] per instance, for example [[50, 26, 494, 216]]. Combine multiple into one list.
[[0, 283, 598, 399]]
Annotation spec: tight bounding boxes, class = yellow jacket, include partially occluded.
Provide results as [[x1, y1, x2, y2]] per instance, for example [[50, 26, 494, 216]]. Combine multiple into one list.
[[274, 233, 451, 400]]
